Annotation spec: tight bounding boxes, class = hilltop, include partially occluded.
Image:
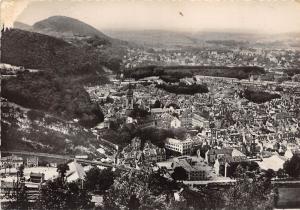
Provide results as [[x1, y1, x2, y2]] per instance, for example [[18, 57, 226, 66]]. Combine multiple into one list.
[[33, 16, 110, 40]]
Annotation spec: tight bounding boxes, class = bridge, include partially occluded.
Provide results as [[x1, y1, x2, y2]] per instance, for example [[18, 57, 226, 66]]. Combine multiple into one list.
[[1, 150, 131, 171]]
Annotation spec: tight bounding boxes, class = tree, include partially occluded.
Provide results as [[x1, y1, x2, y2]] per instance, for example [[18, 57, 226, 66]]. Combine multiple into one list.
[[103, 170, 175, 210], [171, 167, 188, 181], [128, 194, 140, 210], [18, 164, 25, 178], [37, 179, 93, 209], [84, 167, 114, 194], [277, 168, 285, 179], [224, 176, 275, 210], [283, 155, 300, 178], [263, 169, 276, 180], [57, 163, 70, 182]]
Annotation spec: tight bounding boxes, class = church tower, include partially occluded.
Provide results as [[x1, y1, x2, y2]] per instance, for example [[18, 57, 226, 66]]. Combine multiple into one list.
[[126, 84, 134, 110]]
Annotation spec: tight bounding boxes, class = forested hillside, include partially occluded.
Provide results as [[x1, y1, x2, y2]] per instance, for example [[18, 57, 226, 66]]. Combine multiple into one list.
[[1, 28, 105, 74], [1, 28, 107, 127]]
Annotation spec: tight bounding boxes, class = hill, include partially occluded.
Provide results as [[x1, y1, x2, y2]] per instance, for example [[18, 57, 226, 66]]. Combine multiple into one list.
[[1, 101, 109, 157], [1, 28, 106, 74], [13, 21, 33, 31], [1, 28, 107, 127], [33, 16, 110, 40]]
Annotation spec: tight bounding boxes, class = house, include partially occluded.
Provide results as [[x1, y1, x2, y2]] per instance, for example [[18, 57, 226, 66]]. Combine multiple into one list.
[[205, 148, 246, 165], [165, 138, 193, 155], [119, 138, 166, 166], [66, 161, 86, 182], [170, 117, 181, 128], [172, 156, 210, 181], [29, 172, 45, 183], [180, 111, 209, 129], [150, 108, 170, 118], [214, 155, 248, 177], [0, 155, 23, 169], [155, 112, 176, 128], [143, 142, 166, 163], [27, 156, 39, 167]]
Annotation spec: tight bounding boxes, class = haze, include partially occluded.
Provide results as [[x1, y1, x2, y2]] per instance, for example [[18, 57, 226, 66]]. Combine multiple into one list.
[[2, 0, 300, 34]]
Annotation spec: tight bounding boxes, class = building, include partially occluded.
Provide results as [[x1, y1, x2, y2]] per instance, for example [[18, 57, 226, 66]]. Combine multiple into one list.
[[165, 138, 193, 155], [125, 85, 134, 112], [0, 155, 23, 169], [26, 156, 39, 167], [170, 117, 181, 128], [143, 142, 166, 163], [119, 138, 166, 166], [205, 148, 246, 165], [172, 156, 209, 181], [181, 111, 209, 129], [29, 172, 45, 183]]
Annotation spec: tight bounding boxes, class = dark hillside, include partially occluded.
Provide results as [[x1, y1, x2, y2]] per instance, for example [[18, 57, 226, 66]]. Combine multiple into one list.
[[1, 28, 104, 75], [1, 28, 106, 127], [2, 72, 104, 127]]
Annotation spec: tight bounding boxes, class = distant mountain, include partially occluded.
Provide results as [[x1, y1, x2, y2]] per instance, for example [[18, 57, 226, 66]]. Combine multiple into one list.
[[105, 30, 200, 48], [30, 16, 127, 61], [33, 16, 110, 40], [13, 21, 33, 31], [105, 29, 300, 49]]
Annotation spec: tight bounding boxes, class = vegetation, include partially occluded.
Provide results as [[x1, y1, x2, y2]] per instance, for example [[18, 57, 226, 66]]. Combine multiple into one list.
[[1, 29, 105, 74], [103, 170, 179, 210], [1, 103, 105, 155], [171, 167, 188, 181], [241, 89, 281, 104], [2, 72, 104, 128], [37, 179, 92, 209], [57, 163, 70, 182], [1, 28, 109, 128], [2, 163, 277, 210], [285, 68, 300, 77], [225, 175, 275, 210], [157, 83, 208, 95], [227, 161, 260, 178], [128, 107, 151, 119], [136, 127, 187, 148], [124, 65, 265, 80], [84, 167, 114, 194], [283, 155, 300, 178]]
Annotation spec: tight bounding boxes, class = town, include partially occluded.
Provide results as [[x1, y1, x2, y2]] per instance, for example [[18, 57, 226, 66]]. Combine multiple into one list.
[[1, 1, 300, 208], [2, 43, 300, 209]]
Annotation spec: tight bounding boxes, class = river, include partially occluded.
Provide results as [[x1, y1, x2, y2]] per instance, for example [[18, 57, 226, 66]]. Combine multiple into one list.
[[275, 187, 300, 209]]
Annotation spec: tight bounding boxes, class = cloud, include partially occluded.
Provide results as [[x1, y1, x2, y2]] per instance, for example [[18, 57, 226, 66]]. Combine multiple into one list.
[[1, 0, 31, 28]]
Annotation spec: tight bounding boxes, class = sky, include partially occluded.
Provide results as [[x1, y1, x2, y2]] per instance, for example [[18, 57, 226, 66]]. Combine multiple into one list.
[[1, 0, 300, 34]]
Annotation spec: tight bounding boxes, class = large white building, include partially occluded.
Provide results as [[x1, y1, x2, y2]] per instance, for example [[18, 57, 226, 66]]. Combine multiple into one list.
[[165, 138, 193, 155]]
